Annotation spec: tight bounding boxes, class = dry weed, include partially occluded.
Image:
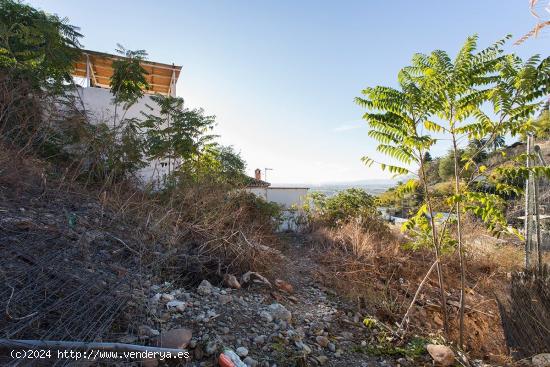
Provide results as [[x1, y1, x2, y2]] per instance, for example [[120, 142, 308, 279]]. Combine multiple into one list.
[[309, 219, 516, 363]]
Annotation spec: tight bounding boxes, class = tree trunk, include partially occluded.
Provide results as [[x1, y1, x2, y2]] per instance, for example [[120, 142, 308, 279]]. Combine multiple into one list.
[[419, 156, 449, 337], [451, 133, 466, 349]]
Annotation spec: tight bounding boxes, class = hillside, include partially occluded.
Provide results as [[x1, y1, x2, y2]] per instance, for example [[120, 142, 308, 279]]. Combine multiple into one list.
[[0, 144, 526, 366]]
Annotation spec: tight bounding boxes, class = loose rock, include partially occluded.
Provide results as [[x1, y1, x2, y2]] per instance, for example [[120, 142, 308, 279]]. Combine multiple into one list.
[[166, 300, 186, 312], [160, 293, 174, 302], [259, 310, 273, 322], [197, 280, 213, 296], [155, 328, 192, 349], [316, 355, 328, 365], [426, 344, 455, 366], [267, 303, 292, 323], [236, 346, 249, 357], [315, 335, 330, 348], [138, 325, 160, 337], [224, 274, 241, 289]]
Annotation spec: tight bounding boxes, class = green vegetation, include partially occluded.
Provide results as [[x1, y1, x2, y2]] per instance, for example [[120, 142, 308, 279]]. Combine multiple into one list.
[[110, 45, 149, 125], [357, 34, 549, 347], [352, 335, 428, 359], [0, 0, 82, 92], [304, 188, 385, 232], [0, 1, 283, 288]]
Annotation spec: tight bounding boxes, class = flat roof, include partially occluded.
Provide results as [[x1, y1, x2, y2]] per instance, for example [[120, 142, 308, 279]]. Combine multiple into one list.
[[72, 49, 182, 96]]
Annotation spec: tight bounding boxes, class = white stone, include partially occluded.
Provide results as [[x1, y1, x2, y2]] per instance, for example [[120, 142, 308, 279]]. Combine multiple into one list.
[[267, 303, 292, 323], [236, 346, 249, 357], [166, 300, 186, 312]]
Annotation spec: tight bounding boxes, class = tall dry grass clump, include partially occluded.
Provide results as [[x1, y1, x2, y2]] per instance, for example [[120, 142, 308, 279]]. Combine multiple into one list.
[[308, 214, 516, 361], [97, 180, 283, 285]]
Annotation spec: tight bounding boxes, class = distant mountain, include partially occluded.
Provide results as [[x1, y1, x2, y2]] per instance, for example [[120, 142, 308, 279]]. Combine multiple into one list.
[[273, 179, 401, 196]]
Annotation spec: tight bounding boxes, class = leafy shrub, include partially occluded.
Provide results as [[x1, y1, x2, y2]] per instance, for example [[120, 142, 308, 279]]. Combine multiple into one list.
[[304, 188, 387, 232]]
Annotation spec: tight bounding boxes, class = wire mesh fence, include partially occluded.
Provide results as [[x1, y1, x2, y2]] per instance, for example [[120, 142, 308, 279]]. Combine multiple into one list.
[[499, 136, 550, 357]]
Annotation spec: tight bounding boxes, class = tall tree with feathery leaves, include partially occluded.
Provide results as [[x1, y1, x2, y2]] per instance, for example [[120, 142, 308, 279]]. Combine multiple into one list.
[[355, 73, 451, 336], [402, 35, 511, 347]]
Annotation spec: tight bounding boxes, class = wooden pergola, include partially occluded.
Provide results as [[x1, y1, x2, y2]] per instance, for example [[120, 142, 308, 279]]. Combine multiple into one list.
[[72, 49, 182, 96]]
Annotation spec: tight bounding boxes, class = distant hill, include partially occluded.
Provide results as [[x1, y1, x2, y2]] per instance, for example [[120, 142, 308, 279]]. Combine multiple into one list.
[[303, 179, 399, 196]]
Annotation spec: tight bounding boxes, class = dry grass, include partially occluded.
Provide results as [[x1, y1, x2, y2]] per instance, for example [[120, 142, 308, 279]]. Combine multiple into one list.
[[97, 180, 283, 284], [309, 219, 519, 363], [0, 138, 283, 287]]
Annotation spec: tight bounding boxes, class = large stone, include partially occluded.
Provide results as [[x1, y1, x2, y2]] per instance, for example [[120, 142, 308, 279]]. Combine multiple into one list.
[[426, 344, 455, 366], [267, 303, 292, 323], [155, 328, 192, 349], [197, 280, 213, 296], [223, 274, 241, 289], [533, 354, 550, 367]]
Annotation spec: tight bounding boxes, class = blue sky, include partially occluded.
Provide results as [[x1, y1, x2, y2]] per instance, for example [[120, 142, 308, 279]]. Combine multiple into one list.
[[30, 0, 549, 184]]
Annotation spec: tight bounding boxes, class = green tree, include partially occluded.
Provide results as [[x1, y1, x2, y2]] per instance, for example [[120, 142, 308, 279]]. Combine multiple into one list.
[[406, 35, 511, 346], [356, 73, 451, 335], [141, 95, 216, 178], [0, 0, 82, 148], [0, 0, 82, 92], [357, 36, 549, 347], [215, 145, 247, 182], [109, 44, 149, 126]]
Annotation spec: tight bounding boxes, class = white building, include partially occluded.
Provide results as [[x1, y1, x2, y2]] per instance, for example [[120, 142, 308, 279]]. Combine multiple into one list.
[[246, 169, 309, 230], [70, 49, 182, 184]]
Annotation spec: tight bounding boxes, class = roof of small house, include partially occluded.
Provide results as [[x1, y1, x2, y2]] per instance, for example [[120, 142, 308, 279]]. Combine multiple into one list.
[[72, 49, 182, 96], [246, 176, 271, 188]]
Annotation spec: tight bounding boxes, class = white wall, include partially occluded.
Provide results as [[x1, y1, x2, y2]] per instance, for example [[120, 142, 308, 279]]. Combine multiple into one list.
[[75, 86, 159, 123], [266, 188, 309, 209], [245, 187, 308, 209], [73, 86, 171, 184], [245, 187, 309, 231]]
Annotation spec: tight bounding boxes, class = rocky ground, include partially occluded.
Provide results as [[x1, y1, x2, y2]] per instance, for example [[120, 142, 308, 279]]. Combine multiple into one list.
[[2, 164, 545, 367], [132, 239, 452, 367]]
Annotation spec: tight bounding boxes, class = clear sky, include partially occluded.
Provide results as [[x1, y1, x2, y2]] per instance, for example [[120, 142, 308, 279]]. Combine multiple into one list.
[[29, 0, 549, 184]]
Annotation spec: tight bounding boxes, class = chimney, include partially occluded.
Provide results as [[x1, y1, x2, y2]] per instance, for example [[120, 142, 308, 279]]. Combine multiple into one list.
[[255, 168, 261, 181]]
